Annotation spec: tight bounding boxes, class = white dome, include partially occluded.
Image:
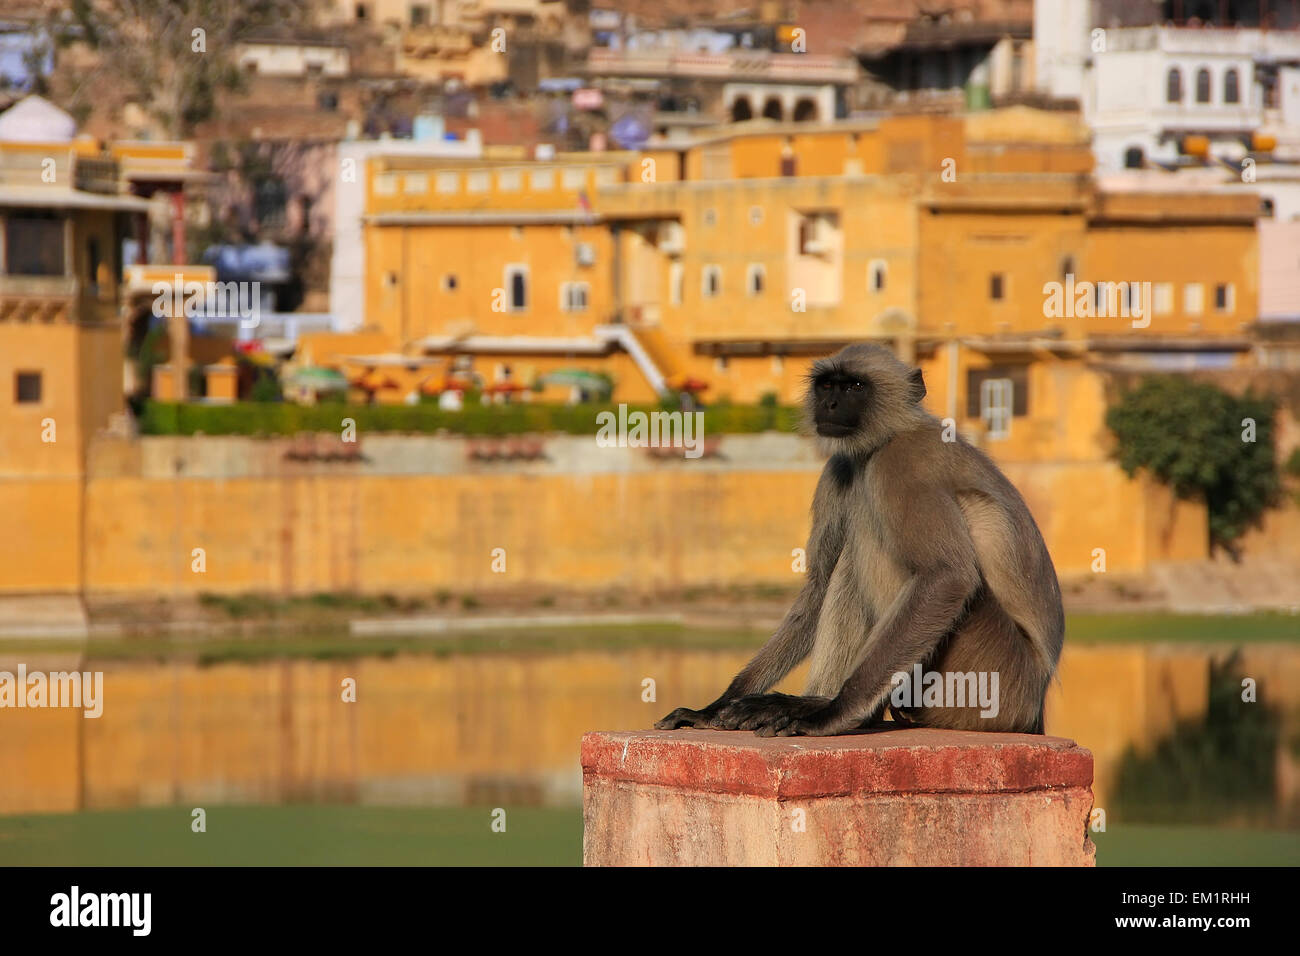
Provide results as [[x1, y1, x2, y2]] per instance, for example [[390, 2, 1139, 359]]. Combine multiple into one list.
[[0, 95, 77, 143]]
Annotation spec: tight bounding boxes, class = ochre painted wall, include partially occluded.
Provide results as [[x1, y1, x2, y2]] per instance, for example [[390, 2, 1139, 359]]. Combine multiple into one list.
[[73, 455, 1204, 600]]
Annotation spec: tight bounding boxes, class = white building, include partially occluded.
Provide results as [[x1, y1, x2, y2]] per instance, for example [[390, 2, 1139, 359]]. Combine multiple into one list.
[[236, 37, 351, 78], [1035, 1, 1300, 171], [330, 120, 483, 330]]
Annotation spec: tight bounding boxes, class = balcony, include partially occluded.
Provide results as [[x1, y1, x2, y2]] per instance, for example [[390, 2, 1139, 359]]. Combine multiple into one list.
[[585, 48, 859, 85], [0, 274, 79, 323]]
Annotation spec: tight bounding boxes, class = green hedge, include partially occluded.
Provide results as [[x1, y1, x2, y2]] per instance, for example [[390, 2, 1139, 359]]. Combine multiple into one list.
[[139, 400, 803, 437]]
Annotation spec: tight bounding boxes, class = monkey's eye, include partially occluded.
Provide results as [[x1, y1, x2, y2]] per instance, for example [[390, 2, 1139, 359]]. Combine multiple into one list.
[[848, 381, 865, 392], [818, 380, 832, 391]]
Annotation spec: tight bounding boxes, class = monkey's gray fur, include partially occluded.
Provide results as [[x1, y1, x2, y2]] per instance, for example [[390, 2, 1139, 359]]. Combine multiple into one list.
[[656, 343, 1065, 736]]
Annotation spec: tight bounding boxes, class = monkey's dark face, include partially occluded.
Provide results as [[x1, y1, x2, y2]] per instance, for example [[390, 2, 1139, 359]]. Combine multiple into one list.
[[812, 372, 870, 437]]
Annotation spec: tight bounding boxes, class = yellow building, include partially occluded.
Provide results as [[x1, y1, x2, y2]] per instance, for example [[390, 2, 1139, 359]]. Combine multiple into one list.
[[343, 107, 1259, 572], [361, 150, 670, 401], [0, 96, 202, 593], [0, 140, 151, 591]]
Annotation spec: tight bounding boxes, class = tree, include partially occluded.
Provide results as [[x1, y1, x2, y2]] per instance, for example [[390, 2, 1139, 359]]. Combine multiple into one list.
[[52, 0, 314, 138], [1106, 376, 1280, 553]]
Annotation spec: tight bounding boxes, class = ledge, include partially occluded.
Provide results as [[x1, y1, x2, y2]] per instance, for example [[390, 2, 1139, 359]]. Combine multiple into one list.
[[582, 728, 1096, 866]]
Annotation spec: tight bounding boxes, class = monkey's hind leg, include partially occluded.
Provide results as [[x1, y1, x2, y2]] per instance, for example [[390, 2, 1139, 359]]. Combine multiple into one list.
[[911, 594, 1049, 734]]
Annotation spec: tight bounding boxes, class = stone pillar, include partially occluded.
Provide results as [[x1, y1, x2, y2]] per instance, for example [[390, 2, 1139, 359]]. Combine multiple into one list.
[[582, 728, 1096, 866]]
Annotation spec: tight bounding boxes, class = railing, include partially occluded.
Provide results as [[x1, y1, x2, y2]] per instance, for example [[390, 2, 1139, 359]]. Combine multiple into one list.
[[0, 274, 78, 298]]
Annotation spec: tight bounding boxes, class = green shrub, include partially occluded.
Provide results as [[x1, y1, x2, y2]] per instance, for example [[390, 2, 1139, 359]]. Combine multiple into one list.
[[138, 399, 804, 437], [1106, 377, 1280, 550]]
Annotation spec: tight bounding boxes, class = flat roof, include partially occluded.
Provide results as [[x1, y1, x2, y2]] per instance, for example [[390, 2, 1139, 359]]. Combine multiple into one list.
[[0, 187, 150, 212]]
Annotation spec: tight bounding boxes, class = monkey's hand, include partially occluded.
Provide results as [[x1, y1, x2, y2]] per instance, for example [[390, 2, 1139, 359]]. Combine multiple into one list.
[[654, 704, 724, 730], [713, 693, 834, 733], [769, 703, 862, 737]]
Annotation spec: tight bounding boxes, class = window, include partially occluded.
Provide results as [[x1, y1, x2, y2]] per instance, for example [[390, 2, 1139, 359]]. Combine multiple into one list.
[[1196, 67, 1211, 104], [467, 171, 489, 193], [714, 356, 729, 372], [255, 179, 287, 228], [979, 378, 1014, 440], [15, 371, 41, 404], [404, 173, 428, 195], [562, 167, 586, 190], [967, 366, 1028, 417], [504, 265, 528, 312], [86, 237, 101, 292], [374, 173, 398, 196], [967, 365, 1028, 439], [1224, 68, 1240, 104], [355, 3, 369, 20], [436, 171, 459, 194], [560, 281, 590, 312], [410, 3, 429, 26], [6, 216, 64, 276], [797, 212, 837, 255], [1094, 281, 1138, 315], [442, 274, 457, 292], [702, 265, 722, 298], [746, 264, 765, 296], [497, 169, 522, 191], [989, 273, 1004, 300], [1123, 146, 1144, 169], [1153, 282, 1174, 314], [1184, 283, 1204, 315], [669, 262, 684, 307], [868, 260, 887, 292], [749, 206, 763, 225], [318, 91, 339, 111], [1215, 283, 1234, 312], [1166, 67, 1182, 103], [703, 208, 717, 227], [529, 168, 555, 191]]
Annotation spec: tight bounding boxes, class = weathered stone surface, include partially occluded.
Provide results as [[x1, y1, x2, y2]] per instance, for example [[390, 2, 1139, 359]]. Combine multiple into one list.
[[582, 728, 1096, 866]]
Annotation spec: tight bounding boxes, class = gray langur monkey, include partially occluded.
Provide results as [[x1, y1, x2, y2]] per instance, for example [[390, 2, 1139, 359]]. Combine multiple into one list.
[[656, 343, 1064, 737]]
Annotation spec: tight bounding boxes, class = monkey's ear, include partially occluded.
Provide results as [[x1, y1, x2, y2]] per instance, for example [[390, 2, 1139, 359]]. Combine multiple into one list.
[[909, 368, 927, 403]]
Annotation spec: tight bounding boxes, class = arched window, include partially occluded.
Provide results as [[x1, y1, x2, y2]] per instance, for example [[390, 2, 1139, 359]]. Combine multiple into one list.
[[1224, 68, 1239, 104], [1196, 67, 1211, 103], [731, 97, 753, 121], [1123, 146, 1145, 168], [792, 99, 818, 122], [1166, 67, 1182, 103], [762, 98, 784, 121]]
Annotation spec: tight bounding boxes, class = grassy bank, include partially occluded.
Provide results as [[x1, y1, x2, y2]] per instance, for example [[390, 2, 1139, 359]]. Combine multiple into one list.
[[1, 611, 1294, 666], [0, 805, 1293, 866]]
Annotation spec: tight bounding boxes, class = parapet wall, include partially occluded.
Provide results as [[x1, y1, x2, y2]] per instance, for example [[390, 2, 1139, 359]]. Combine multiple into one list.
[[582, 729, 1097, 866]]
